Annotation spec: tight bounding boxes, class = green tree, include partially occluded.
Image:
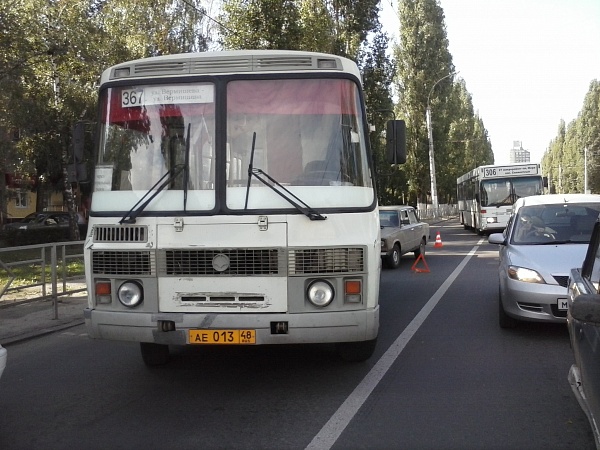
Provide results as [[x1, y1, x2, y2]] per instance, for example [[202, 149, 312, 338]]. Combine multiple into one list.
[[219, 0, 303, 49], [298, 0, 336, 52], [219, 0, 380, 60], [0, 0, 211, 237], [580, 80, 600, 192], [394, 0, 454, 206], [444, 79, 493, 202], [359, 25, 403, 205], [542, 80, 600, 194]]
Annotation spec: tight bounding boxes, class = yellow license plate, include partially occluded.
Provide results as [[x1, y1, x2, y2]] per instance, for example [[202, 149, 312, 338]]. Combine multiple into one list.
[[189, 329, 256, 345]]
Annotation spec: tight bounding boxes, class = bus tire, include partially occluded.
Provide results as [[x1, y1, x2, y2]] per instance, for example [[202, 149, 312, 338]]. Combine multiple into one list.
[[140, 343, 170, 366], [336, 338, 377, 362]]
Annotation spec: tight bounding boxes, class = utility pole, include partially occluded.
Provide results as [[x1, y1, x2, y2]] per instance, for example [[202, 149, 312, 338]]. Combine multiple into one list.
[[426, 72, 456, 217]]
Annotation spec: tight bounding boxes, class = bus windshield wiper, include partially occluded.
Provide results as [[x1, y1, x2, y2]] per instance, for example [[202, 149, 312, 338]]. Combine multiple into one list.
[[119, 163, 186, 224], [244, 132, 326, 221], [121, 125, 191, 224]]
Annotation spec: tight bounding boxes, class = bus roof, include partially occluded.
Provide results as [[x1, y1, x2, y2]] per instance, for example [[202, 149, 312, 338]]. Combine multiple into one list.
[[100, 50, 361, 85]]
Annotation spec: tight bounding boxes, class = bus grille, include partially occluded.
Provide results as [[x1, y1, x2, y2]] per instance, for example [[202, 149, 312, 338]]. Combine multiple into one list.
[[93, 226, 148, 243], [92, 251, 153, 275], [159, 249, 283, 276], [289, 247, 364, 275]]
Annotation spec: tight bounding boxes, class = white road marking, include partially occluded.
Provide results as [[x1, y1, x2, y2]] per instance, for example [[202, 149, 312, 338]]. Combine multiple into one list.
[[305, 239, 485, 450]]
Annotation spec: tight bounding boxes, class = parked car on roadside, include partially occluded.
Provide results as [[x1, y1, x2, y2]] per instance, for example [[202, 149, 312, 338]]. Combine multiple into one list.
[[567, 212, 600, 448], [379, 205, 430, 269], [2, 211, 86, 244], [488, 194, 600, 328]]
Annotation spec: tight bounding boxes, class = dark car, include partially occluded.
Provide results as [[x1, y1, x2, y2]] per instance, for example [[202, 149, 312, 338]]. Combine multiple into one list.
[[3, 211, 84, 244], [567, 213, 600, 448]]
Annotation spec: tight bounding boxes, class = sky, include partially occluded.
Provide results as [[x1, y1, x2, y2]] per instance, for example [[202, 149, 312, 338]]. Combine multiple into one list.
[[380, 0, 600, 165]]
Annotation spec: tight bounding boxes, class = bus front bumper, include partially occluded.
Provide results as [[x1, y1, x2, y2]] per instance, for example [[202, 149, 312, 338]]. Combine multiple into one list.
[[84, 307, 379, 345]]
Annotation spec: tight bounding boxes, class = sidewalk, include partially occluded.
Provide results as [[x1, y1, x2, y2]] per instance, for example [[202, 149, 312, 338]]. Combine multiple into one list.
[[0, 283, 87, 346]]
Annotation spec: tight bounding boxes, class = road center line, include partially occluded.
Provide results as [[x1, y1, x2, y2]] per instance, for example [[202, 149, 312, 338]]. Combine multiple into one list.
[[305, 239, 485, 450]]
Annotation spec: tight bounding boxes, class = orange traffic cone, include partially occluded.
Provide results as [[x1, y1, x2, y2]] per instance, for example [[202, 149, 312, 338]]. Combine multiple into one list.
[[434, 231, 443, 248]]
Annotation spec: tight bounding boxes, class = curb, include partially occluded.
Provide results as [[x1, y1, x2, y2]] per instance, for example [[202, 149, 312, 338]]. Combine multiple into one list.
[[1, 318, 85, 346]]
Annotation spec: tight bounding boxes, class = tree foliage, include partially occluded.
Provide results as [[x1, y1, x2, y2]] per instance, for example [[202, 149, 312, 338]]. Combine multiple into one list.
[[542, 80, 600, 194], [0, 0, 212, 232], [3, 0, 596, 231], [219, 0, 380, 58], [394, 0, 492, 206]]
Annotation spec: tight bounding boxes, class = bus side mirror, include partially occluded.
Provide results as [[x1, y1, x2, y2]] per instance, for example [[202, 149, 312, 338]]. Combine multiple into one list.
[[73, 121, 85, 164], [71, 121, 92, 182], [543, 176, 548, 188], [386, 120, 406, 165]]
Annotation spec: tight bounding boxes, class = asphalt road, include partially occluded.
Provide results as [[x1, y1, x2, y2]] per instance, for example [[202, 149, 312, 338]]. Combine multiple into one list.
[[0, 219, 595, 449]]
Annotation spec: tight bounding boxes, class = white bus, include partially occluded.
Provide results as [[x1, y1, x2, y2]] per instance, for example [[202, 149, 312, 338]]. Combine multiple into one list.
[[457, 163, 545, 234], [81, 50, 406, 365]]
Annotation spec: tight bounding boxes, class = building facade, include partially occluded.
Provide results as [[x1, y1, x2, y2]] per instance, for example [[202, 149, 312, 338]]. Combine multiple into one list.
[[509, 141, 531, 163]]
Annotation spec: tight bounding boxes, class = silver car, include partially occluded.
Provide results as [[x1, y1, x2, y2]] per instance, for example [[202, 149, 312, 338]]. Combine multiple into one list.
[[488, 194, 600, 328]]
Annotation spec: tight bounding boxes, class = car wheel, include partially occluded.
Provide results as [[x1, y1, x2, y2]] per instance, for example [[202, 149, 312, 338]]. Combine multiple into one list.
[[336, 338, 377, 362], [414, 238, 426, 258], [498, 289, 517, 329], [140, 343, 170, 366], [386, 243, 401, 269]]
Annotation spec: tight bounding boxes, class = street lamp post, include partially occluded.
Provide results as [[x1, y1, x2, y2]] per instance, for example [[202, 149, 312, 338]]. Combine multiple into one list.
[[426, 72, 455, 217]]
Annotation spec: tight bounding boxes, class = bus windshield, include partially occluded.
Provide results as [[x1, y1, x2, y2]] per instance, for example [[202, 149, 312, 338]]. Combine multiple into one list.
[[95, 78, 373, 212], [480, 176, 543, 207]]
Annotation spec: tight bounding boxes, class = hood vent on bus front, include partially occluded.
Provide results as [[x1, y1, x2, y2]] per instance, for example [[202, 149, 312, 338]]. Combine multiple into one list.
[[134, 61, 188, 75], [111, 54, 341, 79], [93, 225, 148, 243]]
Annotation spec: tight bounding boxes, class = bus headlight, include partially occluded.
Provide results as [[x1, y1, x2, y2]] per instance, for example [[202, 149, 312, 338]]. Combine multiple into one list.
[[117, 281, 144, 307], [307, 280, 334, 307]]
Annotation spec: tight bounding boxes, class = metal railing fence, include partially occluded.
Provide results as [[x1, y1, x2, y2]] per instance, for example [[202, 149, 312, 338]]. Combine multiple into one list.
[[0, 241, 86, 319]]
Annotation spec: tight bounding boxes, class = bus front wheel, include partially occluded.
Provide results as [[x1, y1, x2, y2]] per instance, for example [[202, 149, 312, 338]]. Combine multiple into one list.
[[140, 342, 170, 366], [336, 338, 377, 362]]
